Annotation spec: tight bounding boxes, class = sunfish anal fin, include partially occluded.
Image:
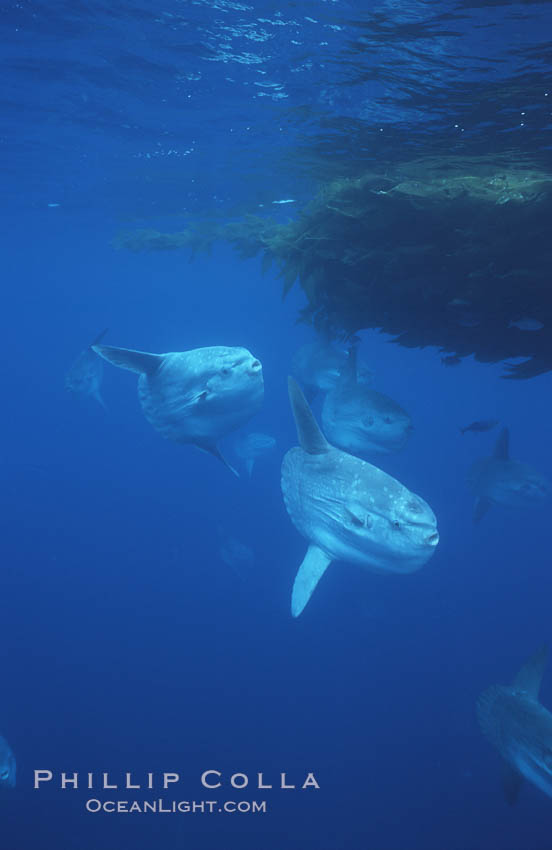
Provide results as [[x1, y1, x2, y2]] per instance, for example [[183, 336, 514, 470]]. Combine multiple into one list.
[[291, 544, 332, 617], [245, 458, 254, 478], [93, 388, 107, 410], [288, 376, 330, 455], [512, 645, 548, 699], [494, 427, 510, 460], [501, 760, 522, 806], [196, 441, 239, 478], [92, 345, 163, 376], [473, 496, 491, 523]]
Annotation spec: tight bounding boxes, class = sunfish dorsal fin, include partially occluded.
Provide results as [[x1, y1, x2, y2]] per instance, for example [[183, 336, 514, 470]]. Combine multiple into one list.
[[92, 345, 162, 376], [288, 376, 330, 455], [494, 427, 510, 460], [512, 645, 548, 699], [291, 545, 332, 617], [90, 327, 109, 347], [338, 344, 358, 388]]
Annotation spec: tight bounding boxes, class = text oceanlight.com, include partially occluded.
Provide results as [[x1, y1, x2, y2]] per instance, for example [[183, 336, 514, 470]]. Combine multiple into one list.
[[86, 799, 267, 814]]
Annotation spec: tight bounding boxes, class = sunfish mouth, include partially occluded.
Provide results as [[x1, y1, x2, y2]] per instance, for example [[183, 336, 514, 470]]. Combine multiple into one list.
[[426, 532, 439, 546], [249, 360, 262, 373]]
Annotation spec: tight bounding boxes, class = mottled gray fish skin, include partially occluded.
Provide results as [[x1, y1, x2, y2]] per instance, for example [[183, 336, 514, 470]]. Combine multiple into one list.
[[477, 647, 552, 803], [321, 344, 412, 457], [281, 378, 438, 617], [65, 328, 108, 409], [233, 432, 276, 477], [0, 735, 16, 788], [292, 340, 373, 397], [93, 343, 263, 473], [468, 427, 550, 522]]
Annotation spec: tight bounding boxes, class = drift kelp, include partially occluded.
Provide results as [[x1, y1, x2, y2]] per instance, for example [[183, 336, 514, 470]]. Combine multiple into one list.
[[117, 156, 552, 378]]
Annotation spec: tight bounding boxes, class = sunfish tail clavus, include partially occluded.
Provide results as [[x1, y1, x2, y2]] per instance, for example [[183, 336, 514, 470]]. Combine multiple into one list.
[[93, 343, 264, 475], [281, 377, 439, 617], [477, 646, 552, 804]]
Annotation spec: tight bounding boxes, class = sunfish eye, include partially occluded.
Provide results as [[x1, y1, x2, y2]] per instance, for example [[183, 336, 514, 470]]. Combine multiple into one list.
[[221, 367, 231, 375], [384, 416, 393, 424], [392, 520, 401, 530]]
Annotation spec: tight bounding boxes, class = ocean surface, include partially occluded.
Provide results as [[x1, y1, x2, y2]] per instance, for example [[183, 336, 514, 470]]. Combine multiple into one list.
[[2, 1, 552, 848]]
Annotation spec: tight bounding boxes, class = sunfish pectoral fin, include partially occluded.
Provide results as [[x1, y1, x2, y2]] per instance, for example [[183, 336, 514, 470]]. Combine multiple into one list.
[[288, 377, 330, 455], [512, 644, 548, 699], [473, 496, 491, 523], [501, 760, 522, 806], [92, 345, 163, 375], [195, 441, 240, 477], [291, 545, 332, 618]]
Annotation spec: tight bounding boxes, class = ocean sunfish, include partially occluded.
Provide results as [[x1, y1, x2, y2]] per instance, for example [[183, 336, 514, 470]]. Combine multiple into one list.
[[321, 345, 412, 457], [281, 377, 439, 617], [477, 646, 552, 804], [93, 343, 264, 474], [468, 427, 550, 522], [0, 735, 16, 788], [291, 339, 373, 399], [65, 328, 108, 408], [233, 431, 276, 477]]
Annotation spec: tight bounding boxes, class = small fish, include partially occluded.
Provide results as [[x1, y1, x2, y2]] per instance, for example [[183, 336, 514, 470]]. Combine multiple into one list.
[[65, 328, 109, 408], [441, 355, 462, 367], [508, 317, 544, 331], [233, 432, 276, 477], [447, 298, 471, 308], [477, 646, 552, 803], [0, 735, 16, 788], [93, 342, 264, 475], [460, 419, 499, 435]]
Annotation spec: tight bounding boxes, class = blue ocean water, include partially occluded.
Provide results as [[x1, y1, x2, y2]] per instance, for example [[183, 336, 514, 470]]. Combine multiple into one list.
[[2, 1, 552, 848]]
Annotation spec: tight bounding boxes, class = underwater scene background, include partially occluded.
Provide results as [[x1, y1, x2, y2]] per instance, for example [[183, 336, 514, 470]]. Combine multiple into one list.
[[2, 0, 552, 848]]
